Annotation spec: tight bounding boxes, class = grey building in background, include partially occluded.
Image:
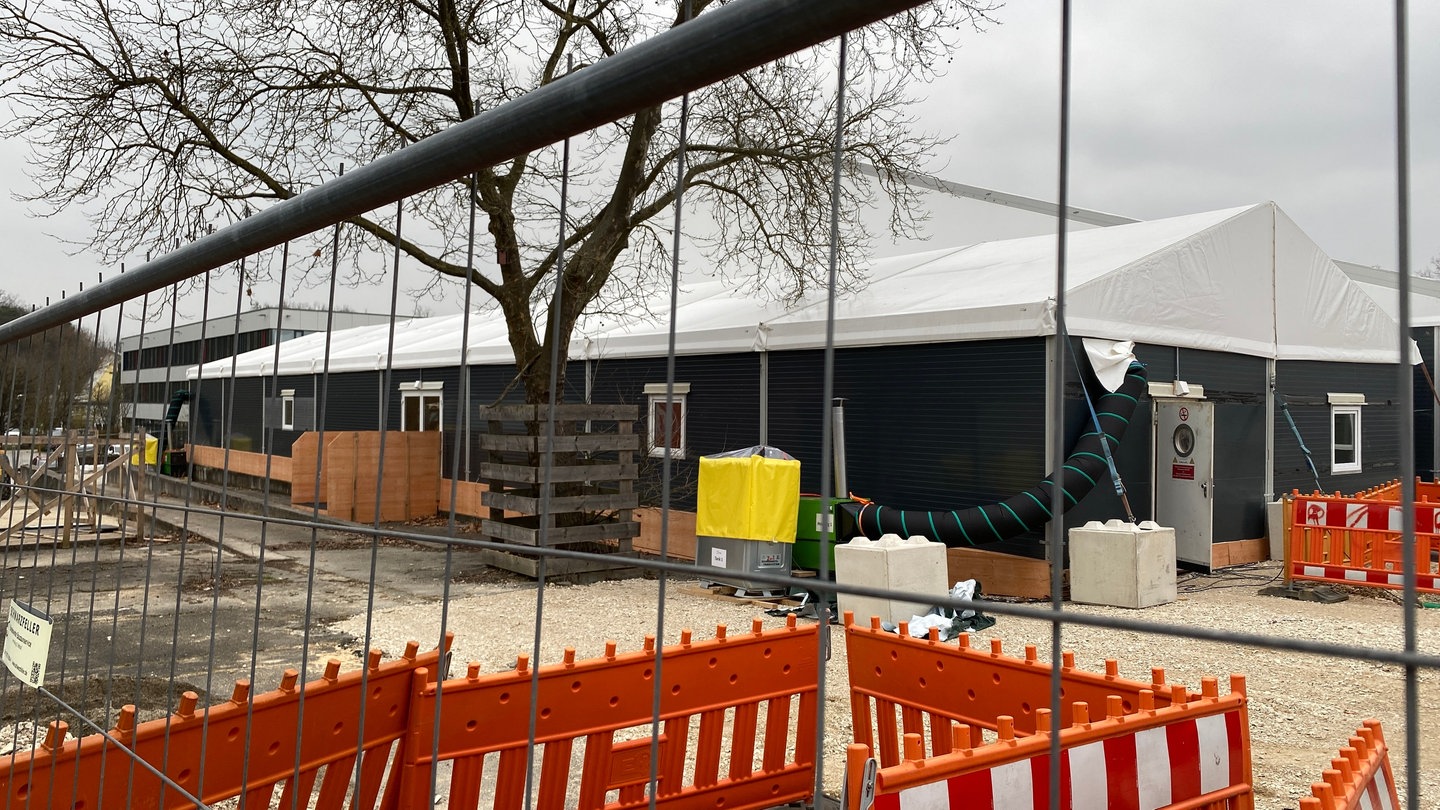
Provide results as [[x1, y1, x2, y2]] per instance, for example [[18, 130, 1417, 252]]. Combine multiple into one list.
[[117, 307, 399, 434]]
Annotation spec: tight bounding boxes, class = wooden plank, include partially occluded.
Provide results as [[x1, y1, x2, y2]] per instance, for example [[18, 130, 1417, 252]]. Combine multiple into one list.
[[289, 433, 320, 506], [475, 434, 640, 453], [481, 518, 641, 547], [188, 444, 292, 482], [441, 478, 488, 518], [406, 432, 441, 519], [633, 507, 698, 561], [478, 462, 638, 485], [945, 546, 1057, 600], [1211, 538, 1267, 568], [480, 491, 638, 515], [477, 404, 639, 422], [325, 432, 357, 521]]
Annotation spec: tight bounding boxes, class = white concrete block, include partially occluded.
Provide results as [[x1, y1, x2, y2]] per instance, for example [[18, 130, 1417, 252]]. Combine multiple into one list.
[[1069, 520, 1177, 609], [1265, 499, 1286, 561], [835, 533, 949, 625]]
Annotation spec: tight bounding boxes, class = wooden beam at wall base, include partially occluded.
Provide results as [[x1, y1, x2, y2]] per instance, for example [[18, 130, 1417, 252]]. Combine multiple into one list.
[[1210, 538, 1269, 569], [946, 546, 1058, 600]]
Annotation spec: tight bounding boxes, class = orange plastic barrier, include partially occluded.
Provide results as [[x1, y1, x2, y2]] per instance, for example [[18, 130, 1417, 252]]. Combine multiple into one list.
[[845, 613, 1255, 809], [1285, 491, 1440, 594], [0, 637, 449, 810], [1297, 720, 1399, 810], [397, 615, 820, 809], [1353, 477, 1440, 503], [0, 620, 817, 810]]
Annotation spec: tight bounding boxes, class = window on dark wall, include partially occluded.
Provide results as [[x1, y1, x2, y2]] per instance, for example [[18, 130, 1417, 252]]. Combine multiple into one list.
[[1328, 393, 1364, 474], [281, 389, 295, 431], [400, 381, 443, 431], [644, 382, 689, 459]]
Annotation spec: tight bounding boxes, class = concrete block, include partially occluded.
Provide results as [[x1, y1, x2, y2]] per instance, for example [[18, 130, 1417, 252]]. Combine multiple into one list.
[[1266, 499, 1286, 561], [1069, 520, 1176, 609], [835, 533, 948, 624]]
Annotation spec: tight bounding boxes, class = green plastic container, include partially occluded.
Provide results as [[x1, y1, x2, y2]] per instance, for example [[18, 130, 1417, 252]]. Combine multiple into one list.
[[793, 497, 853, 571]]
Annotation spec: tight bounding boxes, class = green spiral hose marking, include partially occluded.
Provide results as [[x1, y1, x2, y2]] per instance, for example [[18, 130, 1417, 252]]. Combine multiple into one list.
[[951, 511, 976, 547], [1022, 490, 1052, 518], [978, 505, 1004, 542], [1063, 464, 1096, 487], [927, 512, 941, 541], [1096, 411, 1129, 425], [999, 501, 1031, 533]]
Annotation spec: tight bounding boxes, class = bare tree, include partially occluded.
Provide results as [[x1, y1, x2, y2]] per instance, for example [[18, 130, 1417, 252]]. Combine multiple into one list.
[[0, 0, 996, 403], [0, 293, 113, 432]]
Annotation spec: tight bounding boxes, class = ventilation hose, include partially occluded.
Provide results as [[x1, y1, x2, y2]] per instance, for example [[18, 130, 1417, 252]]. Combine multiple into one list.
[[845, 361, 1148, 546]]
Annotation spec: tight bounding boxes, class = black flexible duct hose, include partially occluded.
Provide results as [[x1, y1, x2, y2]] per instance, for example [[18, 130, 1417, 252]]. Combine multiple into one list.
[[845, 361, 1148, 546]]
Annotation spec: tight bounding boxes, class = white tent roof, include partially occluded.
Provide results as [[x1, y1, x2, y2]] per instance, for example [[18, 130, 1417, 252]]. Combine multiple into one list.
[[199, 201, 1410, 379], [1337, 260, 1440, 328]]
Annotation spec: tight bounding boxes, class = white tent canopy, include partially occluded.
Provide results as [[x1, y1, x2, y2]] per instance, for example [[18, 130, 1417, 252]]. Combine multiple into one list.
[[1337, 260, 1440, 329], [198, 201, 1411, 379]]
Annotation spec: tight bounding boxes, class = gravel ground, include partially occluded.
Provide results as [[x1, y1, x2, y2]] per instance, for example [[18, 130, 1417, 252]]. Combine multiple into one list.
[[332, 561, 1439, 809]]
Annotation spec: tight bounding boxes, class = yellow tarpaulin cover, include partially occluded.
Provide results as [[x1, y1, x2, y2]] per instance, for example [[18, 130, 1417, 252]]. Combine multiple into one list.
[[129, 435, 159, 466], [696, 454, 800, 543]]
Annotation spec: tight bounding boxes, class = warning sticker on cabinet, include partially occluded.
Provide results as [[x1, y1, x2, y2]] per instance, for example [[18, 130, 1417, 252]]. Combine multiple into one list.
[[1172, 464, 1195, 480]]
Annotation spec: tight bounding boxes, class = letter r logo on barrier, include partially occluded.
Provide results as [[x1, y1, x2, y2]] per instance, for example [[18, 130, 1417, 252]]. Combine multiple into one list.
[[1306, 503, 1325, 525]]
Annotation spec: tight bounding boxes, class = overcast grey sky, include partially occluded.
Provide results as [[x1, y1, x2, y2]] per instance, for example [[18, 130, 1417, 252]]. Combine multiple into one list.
[[0, 0, 1434, 332]]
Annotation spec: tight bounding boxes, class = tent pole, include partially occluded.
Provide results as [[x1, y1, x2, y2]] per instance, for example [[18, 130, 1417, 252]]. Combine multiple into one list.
[[758, 350, 768, 446], [1264, 359, 1275, 501]]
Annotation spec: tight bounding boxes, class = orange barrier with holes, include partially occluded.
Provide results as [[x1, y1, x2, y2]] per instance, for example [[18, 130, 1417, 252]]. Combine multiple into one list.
[[0, 638, 449, 810], [0, 620, 817, 810], [1285, 491, 1440, 594], [845, 613, 1255, 809], [1298, 720, 1399, 810], [397, 615, 819, 810]]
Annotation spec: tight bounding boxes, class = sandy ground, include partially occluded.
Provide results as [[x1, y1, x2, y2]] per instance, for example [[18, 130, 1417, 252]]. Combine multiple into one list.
[[2, 491, 1434, 808], [333, 564, 1439, 810]]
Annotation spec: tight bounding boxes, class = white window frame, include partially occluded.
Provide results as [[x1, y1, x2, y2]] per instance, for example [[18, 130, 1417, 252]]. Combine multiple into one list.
[[1329, 397, 1363, 474], [400, 380, 443, 432], [644, 382, 690, 459], [280, 389, 296, 431]]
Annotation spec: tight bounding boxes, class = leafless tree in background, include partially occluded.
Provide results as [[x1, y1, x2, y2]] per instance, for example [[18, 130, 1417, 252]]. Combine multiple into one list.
[[0, 0, 997, 402]]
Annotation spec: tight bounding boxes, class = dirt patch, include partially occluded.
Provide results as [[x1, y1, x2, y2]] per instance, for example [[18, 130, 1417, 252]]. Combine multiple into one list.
[[1, 675, 208, 734]]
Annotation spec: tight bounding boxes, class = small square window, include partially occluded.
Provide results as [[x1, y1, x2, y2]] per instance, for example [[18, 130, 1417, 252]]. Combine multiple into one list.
[[1331, 405, 1361, 474], [644, 383, 689, 459]]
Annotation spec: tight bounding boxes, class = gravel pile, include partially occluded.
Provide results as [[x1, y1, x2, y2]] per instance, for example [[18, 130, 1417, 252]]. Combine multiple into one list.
[[332, 562, 1439, 809]]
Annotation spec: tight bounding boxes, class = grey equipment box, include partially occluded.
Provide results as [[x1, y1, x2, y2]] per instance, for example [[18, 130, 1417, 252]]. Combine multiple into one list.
[[696, 535, 793, 595]]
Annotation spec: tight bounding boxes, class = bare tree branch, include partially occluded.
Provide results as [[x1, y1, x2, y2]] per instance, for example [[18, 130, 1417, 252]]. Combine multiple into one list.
[[0, 0, 999, 402]]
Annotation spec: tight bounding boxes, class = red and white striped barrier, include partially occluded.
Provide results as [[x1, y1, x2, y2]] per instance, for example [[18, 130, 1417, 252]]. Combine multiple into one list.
[[1295, 498, 1440, 533], [874, 710, 1248, 810], [1293, 562, 1440, 592], [844, 615, 1254, 810], [1286, 494, 1440, 596]]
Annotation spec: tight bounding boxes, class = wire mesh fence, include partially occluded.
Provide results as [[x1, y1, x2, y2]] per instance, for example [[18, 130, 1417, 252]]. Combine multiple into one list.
[[0, 1, 1433, 809]]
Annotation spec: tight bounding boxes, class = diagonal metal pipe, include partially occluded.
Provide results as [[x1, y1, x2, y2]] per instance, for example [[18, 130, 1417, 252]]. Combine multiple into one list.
[[0, 0, 928, 343]]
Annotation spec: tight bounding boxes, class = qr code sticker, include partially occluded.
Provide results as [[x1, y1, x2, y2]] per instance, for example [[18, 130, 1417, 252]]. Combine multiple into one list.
[[29, 662, 39, 683]]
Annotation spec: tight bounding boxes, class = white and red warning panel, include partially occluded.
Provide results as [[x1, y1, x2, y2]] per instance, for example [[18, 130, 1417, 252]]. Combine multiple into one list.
[[3, 599, 54, 688]]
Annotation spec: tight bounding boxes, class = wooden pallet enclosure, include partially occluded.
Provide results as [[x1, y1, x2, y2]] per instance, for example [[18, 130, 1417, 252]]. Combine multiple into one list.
[[477, 404, 640, 574]]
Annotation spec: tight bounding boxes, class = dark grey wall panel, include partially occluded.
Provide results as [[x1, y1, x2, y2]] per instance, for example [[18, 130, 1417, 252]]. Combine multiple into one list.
[[1274, 360, 1402, 496], [1414, 327, 1435, 479]]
